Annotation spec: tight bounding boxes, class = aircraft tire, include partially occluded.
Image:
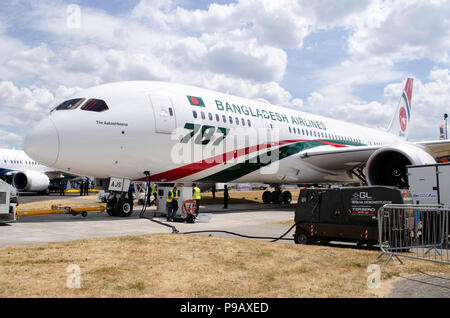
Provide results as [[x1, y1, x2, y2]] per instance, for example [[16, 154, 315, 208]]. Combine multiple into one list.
[[106, 208, 117, 216], [116, 198, 133, 217], [272, 191, 283, 204], [262, 191, 272, 204], [106, 196, 117, 216], [282, 191, 292, 204]]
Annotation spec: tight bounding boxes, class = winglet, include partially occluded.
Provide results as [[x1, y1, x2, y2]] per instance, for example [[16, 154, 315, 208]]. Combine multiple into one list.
[[387, 78, 414, 139]]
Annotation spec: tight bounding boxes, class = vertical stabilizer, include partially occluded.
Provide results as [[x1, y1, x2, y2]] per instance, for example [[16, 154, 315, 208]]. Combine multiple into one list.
[[387, 78, 413, 139]]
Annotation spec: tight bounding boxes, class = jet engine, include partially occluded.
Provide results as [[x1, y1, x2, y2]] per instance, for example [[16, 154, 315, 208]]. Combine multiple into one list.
[[13, 171, 50, 193], [366, 144, 436, 188]]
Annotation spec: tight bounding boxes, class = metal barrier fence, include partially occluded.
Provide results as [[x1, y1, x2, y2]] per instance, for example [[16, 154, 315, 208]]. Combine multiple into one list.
[[378, 204, 449, 265]]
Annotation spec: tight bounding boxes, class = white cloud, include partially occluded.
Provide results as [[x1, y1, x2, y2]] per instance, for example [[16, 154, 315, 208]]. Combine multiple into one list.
[[0, 129, 22, 149], [291, 69, 450, 141], [348, 0, 450, 64], [0, 0, 449, 149], [0, 80, 84, 148]]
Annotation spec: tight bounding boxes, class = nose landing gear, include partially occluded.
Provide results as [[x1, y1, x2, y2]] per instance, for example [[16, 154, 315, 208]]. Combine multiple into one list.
[[106, 193, 134, 217]]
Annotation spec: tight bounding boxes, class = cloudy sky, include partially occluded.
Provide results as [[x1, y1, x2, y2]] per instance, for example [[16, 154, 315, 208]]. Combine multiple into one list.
[[0, 0, 449, 149]]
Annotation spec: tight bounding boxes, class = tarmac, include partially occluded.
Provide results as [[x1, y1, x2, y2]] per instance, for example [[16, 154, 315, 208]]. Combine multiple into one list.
[[0, 197, 296, 248]]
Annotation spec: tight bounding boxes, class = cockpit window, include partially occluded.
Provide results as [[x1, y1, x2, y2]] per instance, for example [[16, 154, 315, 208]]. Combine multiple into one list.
[[81, 99, 109, 112], [52, 98, 86, 111]]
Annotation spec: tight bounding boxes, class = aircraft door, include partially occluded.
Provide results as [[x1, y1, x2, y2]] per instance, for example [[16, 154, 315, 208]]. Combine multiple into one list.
[[149, 94, 176, 134]]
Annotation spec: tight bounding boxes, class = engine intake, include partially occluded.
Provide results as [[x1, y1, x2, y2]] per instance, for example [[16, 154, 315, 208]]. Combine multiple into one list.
[[13, 171, 50, 192], [366, 144, 436, 188]]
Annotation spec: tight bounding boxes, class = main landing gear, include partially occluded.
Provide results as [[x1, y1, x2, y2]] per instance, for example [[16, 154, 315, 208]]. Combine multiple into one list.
[[262, 186, 292, 204]]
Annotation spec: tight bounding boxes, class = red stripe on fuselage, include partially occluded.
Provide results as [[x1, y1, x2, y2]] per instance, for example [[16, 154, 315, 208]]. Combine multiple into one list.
[[135, 138, 346, 182], [317, 140, 348, 148]]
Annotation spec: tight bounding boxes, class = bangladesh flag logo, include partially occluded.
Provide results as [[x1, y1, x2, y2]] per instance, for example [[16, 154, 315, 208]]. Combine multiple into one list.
[[187, 95, 205, 107]]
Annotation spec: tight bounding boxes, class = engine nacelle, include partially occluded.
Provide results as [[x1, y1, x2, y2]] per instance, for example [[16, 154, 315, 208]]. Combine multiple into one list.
[[366, 144, 436, 188], [13, 171, 50, 192]]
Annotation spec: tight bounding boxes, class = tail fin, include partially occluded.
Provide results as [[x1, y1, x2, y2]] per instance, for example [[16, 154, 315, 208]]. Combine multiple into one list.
[[387, 78, 413, 139]]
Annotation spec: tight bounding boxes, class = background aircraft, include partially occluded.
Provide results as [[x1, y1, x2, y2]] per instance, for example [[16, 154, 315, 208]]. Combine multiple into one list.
[[23, 78, 450, 215], [0, 148, 72, 194]]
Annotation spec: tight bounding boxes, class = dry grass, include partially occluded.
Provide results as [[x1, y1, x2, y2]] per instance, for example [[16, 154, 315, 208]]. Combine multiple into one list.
[[0, 233, 447, 298]]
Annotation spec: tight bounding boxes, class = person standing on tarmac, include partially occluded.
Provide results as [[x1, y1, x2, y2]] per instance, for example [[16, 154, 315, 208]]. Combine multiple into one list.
[[151, 183, 157, 206], [172, 186, 179, 219], [166, 188, 174, 221], [59, 182, 65, 196], [79, 180, 84, 196], [223, 185, 229, 209], [84, 179, 90, 196], [212, 184, 216, 200], [128, 183, 134, 202], [192, 183, 201, 216]]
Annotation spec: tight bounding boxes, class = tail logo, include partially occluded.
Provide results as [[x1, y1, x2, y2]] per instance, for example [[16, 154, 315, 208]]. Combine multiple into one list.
[[399, 107, 407, 132]]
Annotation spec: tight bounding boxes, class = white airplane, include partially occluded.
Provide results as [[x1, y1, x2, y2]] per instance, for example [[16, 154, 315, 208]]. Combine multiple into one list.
[[0, 148, 62, 194], [23, 78, 450, 215]]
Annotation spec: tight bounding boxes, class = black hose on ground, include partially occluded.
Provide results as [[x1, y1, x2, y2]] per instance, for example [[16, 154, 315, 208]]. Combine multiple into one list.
[[180, 222, 298, 242], [143, 215, 299, 242]]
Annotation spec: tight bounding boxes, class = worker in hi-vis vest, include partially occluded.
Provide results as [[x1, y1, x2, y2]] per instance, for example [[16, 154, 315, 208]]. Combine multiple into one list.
[[192, 183, 201, 216], [166, 188, 174, 221], [172, 186, 179, 216], [151, 183, 157, 205]]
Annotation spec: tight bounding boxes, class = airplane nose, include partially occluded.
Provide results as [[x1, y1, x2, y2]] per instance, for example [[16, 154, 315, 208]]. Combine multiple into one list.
[[24, 116, 60, 167]]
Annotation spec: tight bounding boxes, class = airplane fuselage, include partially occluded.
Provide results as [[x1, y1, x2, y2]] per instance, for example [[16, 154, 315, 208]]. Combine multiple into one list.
[[0, 149, 50, 175], [24, 81, 406, 185]]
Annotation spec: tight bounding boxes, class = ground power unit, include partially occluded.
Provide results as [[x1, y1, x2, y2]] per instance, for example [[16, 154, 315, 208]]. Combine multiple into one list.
[[156, 185, 193, 218], [0, 179, 18, 223], [407, 163, 450, 207], [293, 186, 413, 245]]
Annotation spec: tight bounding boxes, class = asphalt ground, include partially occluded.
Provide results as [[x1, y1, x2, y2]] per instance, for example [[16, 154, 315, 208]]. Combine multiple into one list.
[[0, 198, 296, 247], [388, 273, 450, 298]]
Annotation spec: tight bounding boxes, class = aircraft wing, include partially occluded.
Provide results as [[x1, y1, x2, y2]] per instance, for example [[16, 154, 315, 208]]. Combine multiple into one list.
[[415, 140, 450, 157], [45, 171, 78, 181], [298, 145, 380, 171]]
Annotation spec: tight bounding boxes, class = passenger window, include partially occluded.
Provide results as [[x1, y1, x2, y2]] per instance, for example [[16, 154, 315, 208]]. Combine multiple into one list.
[[235, 117, 239, 125], [201, 112, 206, 120], [216, 114, 220, 122], [81, 99, 109, 112], [222, 115, 227, 123], [168, 108, 174, 117], [289, 127, 292, 133], [241, 118, 245, 126], [208, 113, 213, 121], [247, 119, 251, 127], [193, 110, 198, 119], [229, 116, 233, 124]]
